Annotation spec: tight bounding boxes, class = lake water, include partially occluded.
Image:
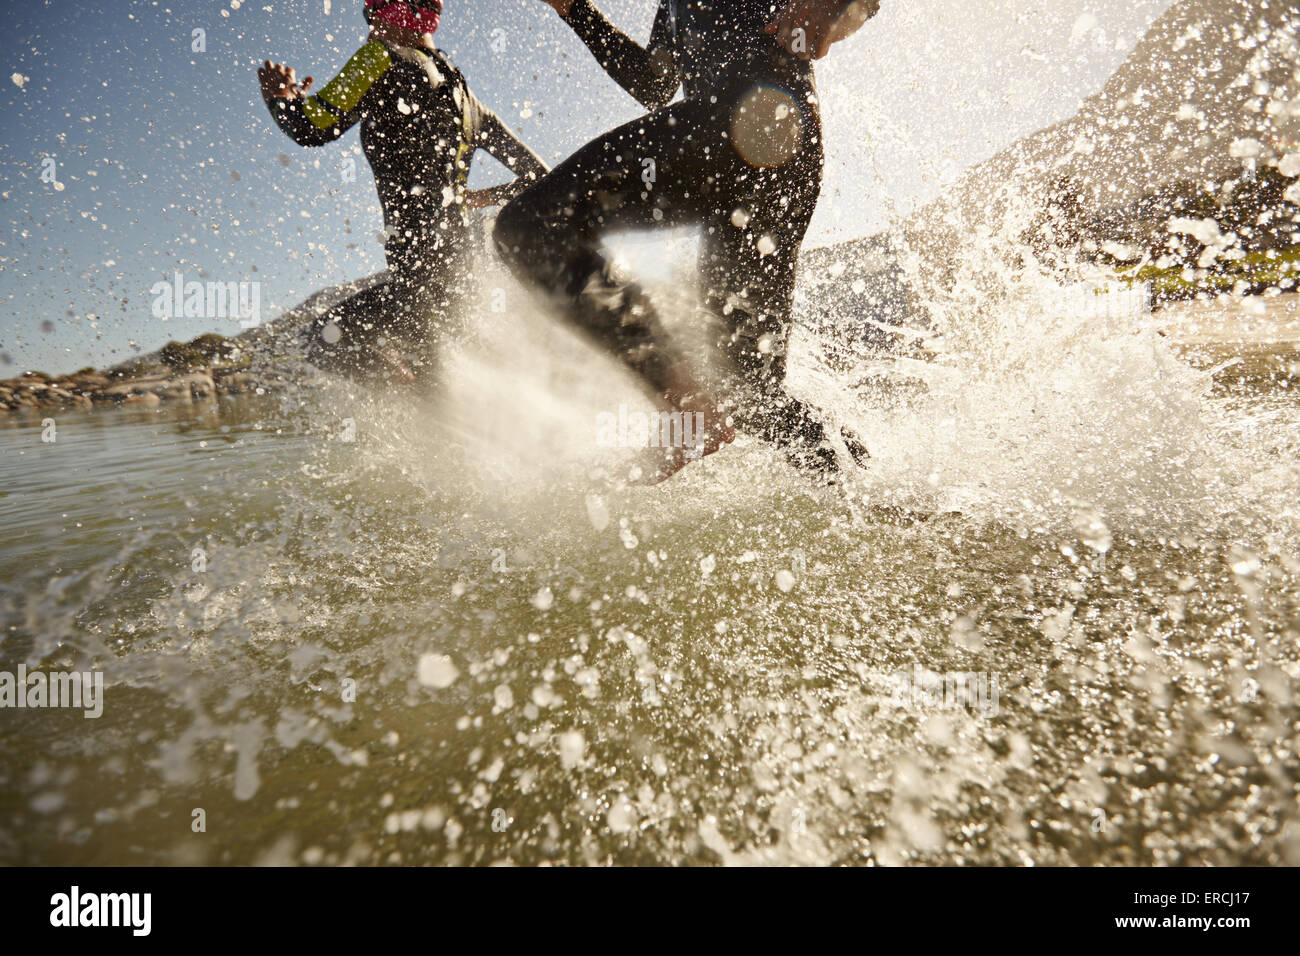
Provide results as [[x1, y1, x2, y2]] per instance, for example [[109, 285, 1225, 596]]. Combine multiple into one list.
[[1, 284, 1298, 865]]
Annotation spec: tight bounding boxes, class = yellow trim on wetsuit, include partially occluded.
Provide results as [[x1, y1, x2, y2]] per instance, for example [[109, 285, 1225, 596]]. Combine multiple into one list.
[[453, 90, 473, 186], [303, 39, 392, 129]]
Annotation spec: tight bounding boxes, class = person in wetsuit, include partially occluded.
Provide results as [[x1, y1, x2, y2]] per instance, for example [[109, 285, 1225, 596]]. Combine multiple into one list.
[[260, 0, 549, 382], [493, 0, 878, 479]]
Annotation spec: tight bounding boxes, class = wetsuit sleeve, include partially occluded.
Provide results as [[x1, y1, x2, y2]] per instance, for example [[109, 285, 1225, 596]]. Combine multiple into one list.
[[561, 0, 679, 111], [265, 39, 391, 146], [466, 90, 550, 202]]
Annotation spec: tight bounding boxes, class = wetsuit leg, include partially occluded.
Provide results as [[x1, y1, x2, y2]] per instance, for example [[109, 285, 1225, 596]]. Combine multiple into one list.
[[495, 76, 845, 471], [305, 279, 402, 377], [304, 229, 462, 379], [493, 98, 716, 398], [696, 95, 840, 472]]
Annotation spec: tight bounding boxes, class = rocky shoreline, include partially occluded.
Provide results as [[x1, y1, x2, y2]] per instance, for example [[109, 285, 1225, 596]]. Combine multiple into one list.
[[0, 363, 276, 413], [0, 272, 387, 415]]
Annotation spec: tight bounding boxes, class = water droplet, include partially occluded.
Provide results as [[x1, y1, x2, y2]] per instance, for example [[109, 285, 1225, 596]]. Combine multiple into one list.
[[417, 653, 459, 689]]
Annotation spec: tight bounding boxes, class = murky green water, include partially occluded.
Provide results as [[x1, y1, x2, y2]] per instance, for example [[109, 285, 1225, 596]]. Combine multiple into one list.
[[1, 292, 1298, 866]]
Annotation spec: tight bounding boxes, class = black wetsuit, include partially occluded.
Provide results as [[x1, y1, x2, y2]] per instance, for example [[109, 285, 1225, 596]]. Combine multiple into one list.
[[495, 0, 856, 471], [268, 37, 548, 376]]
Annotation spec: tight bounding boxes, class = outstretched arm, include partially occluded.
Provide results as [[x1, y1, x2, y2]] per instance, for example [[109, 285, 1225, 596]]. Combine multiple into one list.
[[540, 0, 678, 111], [465, 92, 551, 207], [766, 0, 880, 60], [258, 40, 392, 146]]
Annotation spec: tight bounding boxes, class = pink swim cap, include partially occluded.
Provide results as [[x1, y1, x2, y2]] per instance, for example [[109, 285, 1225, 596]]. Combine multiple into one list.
[[364, 0, 442, 35]]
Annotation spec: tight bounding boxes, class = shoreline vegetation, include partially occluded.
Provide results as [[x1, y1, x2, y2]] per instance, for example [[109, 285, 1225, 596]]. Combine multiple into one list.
[[1053, 162, 1300, 302], [1121, 245, 1300, 299]]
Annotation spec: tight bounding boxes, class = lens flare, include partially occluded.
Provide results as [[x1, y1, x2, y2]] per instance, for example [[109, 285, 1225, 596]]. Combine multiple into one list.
[[729, 84, 803, 169]]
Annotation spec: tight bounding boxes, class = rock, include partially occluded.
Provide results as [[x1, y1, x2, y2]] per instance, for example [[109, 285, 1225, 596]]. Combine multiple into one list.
[[144, 371, 214, 402], [99, 377, 171, 400], [150, 379, 194, 402], [176, 370, 216, 399], [107, 363, 170, 383], [3, 354, 272, 411], [67, 372, 110, 388], [216, 371, 255, 394]]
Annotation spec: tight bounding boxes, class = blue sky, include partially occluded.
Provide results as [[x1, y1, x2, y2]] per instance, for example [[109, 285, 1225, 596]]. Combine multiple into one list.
[[0, 0, 1171, 374]]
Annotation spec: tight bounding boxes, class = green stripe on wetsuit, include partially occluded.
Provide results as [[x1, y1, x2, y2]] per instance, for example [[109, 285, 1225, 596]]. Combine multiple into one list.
[[303, 39, 392, 129]]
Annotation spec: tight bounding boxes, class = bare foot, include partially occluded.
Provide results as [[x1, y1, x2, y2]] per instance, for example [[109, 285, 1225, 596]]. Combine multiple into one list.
[[679, 394, 735, 457], [665, 379, 735, 455], [626, 386, 736, 485]]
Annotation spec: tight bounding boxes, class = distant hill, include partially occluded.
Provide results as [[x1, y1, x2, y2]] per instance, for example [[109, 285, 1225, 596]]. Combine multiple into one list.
[[795, 0, 1300, 329], [911, 0, 1300, 229]]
